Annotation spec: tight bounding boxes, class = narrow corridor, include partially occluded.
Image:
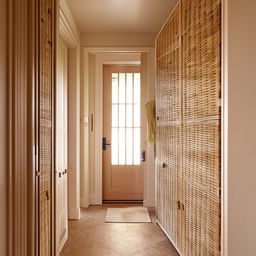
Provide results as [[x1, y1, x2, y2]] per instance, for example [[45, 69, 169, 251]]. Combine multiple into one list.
[[60, 206, 179, 256]]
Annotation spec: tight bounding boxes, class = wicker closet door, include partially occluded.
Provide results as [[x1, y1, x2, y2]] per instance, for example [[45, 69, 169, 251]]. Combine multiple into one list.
[[156, 126, 181, 247], [156, 0, 221, 255], [156, 5, 181, 126], [155, 3, 183, 252], [181, 0, 221, 255], [181, 123, 221, 256], [39, 0, 54, 255], [182, 0, 221, 123]]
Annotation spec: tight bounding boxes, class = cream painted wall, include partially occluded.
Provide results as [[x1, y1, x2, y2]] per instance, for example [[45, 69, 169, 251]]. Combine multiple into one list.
[[0, 0, 7, 254], [226, 1, 256, 255], [81, 32, 156, 47]]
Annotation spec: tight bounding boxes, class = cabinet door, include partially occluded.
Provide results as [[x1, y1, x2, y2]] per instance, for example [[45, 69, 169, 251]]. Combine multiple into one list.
[[156, 5, 181, 125], [181, 122, 221, 256], [39, 0, 54, 255], [156, 125, 181, 247], [182, 0, 221, 122]]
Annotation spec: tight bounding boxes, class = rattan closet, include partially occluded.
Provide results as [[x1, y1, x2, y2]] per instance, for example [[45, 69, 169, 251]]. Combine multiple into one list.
[[39, 0, 55, 255], [155, 0, 221, 256]]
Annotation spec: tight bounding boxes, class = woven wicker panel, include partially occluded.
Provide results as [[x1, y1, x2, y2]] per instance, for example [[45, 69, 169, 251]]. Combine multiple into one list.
[[181, 122, 220, 256], [39, 0, 54, 255], [156, 4, 181, 125], [182, 0, 221, 122], [156, 125, 181, 247]]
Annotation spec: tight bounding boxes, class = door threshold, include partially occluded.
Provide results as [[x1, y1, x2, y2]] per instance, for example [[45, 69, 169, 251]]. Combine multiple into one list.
[[103, 200, 143, 205]]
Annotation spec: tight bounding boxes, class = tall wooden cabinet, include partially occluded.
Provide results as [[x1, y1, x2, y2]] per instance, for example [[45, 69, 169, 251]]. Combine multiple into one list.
[[156, 1, 221, 256]]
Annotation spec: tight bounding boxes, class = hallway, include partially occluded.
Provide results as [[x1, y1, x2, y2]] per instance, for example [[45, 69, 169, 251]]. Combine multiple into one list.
[[60, 206, 179, 256]]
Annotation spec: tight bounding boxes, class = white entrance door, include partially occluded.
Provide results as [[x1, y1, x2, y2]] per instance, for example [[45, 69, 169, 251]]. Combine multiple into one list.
[[56, 37, 68, 253]]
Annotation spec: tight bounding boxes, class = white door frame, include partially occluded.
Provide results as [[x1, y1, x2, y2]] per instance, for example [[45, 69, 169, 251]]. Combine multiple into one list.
[[58, 0, 81, 220], [81, 47, 156, 207]]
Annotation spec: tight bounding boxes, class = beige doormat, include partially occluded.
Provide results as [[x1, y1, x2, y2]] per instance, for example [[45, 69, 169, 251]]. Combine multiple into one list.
[[106, 207, 151, 223]]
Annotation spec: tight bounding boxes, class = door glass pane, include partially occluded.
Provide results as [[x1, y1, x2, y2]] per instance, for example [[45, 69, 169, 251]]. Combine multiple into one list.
[[112, 104, 118, 127], [126, 73, 133, 104], [126, 104, 133, 128], [134, 104, 140, 127], [119, 104, 125, 127], [134, 73, 141, 104], [111, 71, 141, 166], [112, 73, 118, 104], [119, 73, 126, 104]]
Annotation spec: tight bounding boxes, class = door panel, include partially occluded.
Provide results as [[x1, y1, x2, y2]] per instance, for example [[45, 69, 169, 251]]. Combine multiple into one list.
[[156, 125, 181, 247], [56, 37, 68, 253], [39, 0, 54, 255], [103, 65, 144, 201], [181, 122, 221, 256]]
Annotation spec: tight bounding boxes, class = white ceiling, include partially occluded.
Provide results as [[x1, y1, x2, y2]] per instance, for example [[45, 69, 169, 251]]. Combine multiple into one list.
[[66, 0, 178, 33]]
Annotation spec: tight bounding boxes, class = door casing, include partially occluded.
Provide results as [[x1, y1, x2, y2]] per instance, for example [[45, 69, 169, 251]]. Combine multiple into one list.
[[102, 65, 145, 201], [83, 49, 156, 207]]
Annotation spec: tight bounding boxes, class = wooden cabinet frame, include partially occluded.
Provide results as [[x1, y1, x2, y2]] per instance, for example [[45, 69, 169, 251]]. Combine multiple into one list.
[[8, 0, 57, 255]]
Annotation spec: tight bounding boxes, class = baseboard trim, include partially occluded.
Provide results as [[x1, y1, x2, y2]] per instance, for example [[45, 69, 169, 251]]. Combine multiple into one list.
[[156, 219, 181, 256], [143, 199, 155, 207], [103, 200, 143, 204], [80, 198, 89, 208], [68, 207, 81, 220]]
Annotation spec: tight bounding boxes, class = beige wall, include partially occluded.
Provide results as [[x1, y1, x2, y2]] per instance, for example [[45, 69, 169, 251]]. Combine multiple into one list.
[[227, 0, 256, 255], [0, 0, 7, 254], [81, 32, 156, 47]]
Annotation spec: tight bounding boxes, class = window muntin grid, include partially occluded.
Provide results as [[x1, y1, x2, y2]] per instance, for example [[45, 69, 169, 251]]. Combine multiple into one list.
[[111, 73, 141, 165]]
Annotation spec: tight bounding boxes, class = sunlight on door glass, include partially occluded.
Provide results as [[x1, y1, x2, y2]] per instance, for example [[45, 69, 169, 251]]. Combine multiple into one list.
[[111, 72, 141, 165]]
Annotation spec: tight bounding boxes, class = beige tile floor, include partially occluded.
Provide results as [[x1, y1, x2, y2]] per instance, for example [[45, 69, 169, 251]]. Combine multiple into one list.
[[60, 205, 179, 256]]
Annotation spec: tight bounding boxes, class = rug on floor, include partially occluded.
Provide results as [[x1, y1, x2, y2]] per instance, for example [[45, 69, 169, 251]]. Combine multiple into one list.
[[105, 207, 151, 223]]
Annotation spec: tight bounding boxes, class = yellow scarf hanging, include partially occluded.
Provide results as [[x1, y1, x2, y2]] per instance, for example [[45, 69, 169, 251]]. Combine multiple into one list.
[[145, 100, 156, 143]]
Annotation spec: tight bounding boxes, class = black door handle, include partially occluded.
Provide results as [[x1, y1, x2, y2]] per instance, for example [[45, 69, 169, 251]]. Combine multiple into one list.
[[142, 151, 146, 162], [102, 137, 111, 151]]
